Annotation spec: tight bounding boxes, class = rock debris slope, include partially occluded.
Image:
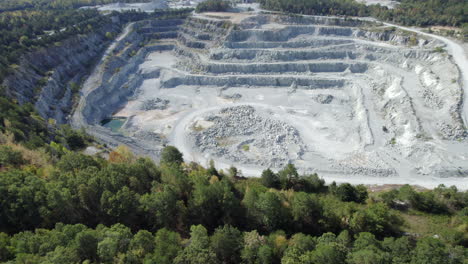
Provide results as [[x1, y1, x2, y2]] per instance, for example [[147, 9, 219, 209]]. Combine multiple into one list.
[[73, 12, 468, 188]]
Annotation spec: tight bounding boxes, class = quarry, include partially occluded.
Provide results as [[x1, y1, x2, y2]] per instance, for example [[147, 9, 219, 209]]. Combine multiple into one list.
[[70, 8, 468, 188]]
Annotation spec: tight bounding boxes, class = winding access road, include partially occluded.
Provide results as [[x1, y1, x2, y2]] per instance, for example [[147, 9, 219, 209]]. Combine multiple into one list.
[[381, 21, 468, 126]]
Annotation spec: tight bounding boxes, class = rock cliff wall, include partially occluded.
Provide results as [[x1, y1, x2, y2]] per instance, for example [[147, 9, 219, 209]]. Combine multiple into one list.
[[2, 21, 122, 124]]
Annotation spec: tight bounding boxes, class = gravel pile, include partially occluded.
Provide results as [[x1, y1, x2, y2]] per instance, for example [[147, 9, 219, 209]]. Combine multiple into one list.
[[192, 105, 305, 167], [140, 98, 169, 110]]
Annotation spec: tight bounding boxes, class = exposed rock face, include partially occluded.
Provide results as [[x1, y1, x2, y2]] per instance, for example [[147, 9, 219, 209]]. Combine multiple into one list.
[[70, 17, 187, 159], [79, 19, 186, 126], [202, 62, 368, 74], [162, 75, 346, 88], [2, 21, 121, 124], [80, 30, 146, 125]]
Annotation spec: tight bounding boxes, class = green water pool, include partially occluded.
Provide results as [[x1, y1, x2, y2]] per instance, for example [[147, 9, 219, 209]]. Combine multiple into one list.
[[101, 117, 126, 133]]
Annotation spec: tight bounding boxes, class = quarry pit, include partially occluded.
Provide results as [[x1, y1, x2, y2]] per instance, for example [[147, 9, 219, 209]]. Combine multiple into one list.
[[72, 10, 468, 188]]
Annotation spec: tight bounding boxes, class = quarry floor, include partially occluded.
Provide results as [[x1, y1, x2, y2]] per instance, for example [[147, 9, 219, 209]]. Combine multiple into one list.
[[117, 51, 468, 188]]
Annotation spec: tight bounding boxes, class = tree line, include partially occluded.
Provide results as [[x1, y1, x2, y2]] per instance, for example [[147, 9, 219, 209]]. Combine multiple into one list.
[[0, 0, 147, 12], [195, 0, 231, 13], [258, 0, 467, 27], [0, 8, 112, 82], [0, 142, 466, 263], [0, 221, 466, 264]]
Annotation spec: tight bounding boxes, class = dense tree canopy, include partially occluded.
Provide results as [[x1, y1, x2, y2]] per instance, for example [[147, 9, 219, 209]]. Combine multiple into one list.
[[0, 143, 466, 263], [259, 0, 468, 28], [195, 0, 231, 13], [0, 9, 111, 82], [0, 0, 145, 12]]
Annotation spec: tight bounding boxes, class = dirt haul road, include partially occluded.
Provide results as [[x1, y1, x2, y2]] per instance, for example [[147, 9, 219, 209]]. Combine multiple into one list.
[[381, 21, 468, 126]]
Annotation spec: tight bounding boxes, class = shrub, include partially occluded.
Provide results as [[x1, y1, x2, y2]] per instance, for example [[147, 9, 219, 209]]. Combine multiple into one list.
[[261, 168, 279, 188], [160, 146, 184, 165], [0, 145, 24, 167], [333, 183, 368, 203]]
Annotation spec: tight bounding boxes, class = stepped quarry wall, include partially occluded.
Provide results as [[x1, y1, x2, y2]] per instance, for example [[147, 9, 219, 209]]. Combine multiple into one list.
[[70, 12, 468, 188]]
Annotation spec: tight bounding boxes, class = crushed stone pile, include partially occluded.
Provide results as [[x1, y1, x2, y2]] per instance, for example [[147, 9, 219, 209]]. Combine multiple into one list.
[[192, 105, 305, 167]]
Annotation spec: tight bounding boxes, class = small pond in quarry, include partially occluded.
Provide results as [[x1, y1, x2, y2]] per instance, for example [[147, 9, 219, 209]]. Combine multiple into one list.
[[101, 117, 126, 133]]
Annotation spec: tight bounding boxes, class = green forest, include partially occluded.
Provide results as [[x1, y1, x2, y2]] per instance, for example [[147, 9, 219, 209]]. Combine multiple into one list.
[[195, 0, 231, 13], [0, 8, 112, 81], [0, 0, 146, 12], [0, 0, 120, 84], [259, 0, 468, 28]]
